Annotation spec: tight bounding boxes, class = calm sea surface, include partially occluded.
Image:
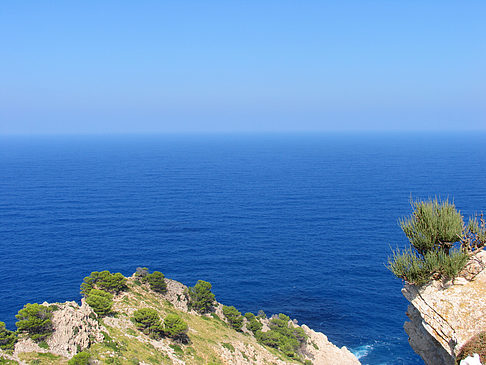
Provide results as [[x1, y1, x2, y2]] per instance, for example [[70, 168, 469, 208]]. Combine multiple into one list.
[[1, 133, 485, 364]]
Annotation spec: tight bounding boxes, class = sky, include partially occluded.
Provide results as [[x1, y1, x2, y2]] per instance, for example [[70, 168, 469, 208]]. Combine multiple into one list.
[[1, 1, 485, 134]]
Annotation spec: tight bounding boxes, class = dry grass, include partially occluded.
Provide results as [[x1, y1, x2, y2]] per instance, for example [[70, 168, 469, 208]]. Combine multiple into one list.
[[456, 331, 486, 364]]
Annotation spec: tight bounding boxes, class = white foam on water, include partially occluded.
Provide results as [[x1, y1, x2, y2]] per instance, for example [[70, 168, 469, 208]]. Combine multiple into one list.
[[351, 344, 374, 359]]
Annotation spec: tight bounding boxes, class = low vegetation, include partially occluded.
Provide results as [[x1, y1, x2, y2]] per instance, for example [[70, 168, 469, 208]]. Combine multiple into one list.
[[185, 280, 215, 314], [135, 267, 168, 294], [0, 321, 17, 350], [255, 314, 307, 359], [15, 303, 54, 342], [388, 198, 484, 286], [80, 270, 127, 297], [244, 312, 263, 333], [456, 332, 486, 364], [163, 314, 188, 341], [131, 307, 188, 342], [222, 305, 243, 331], [67, 351, 91, 365], [132, 308, 162, 338], [2, 268, 316, 364], [85, 289, 113, 317]]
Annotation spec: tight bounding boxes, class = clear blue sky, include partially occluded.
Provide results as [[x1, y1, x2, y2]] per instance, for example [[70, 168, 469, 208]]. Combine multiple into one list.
[[1, 1, 485, 134]]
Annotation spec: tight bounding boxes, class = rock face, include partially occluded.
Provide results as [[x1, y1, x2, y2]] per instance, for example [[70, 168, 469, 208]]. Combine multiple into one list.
[[402, 250, 486, 365], [14, 299, 104, 358], [300, 324, 361, 365]]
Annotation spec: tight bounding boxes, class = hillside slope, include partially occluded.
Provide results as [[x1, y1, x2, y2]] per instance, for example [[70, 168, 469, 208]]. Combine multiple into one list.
[[0, 272, 360, 365]]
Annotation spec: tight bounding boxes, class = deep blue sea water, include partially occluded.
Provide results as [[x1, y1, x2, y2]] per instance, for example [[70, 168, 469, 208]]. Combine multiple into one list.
[[1, 132, 485, 364]]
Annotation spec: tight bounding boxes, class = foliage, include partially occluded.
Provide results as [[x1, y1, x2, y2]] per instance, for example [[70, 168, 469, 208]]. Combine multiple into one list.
[[145, 271, 167, 294], [132, 308, 161, 338], [255, 314, 307, 358], [135, 267, 149, 278], [163, 314, 188, 341], [257, 310, 267, 319], [247, 318, 263, 333], [222, 306, 243, 331], [388, 198, 472, 286], [462, 213, 486, 253], [399, 198, 463, 255], [255, 329, 281, 347], [388, 246, 469, 286], [456, 331, 486, 364], [0, 321, 17, 350], [15, 303, 54, 341], [68, 351, 91, 365], [80, 271, 127, 297], [85, 289, 113, 317], [244, 312, 263, 333], [186, 280, 215, 314]]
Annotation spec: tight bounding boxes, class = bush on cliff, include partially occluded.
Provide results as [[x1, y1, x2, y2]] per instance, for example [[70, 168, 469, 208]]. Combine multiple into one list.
[[68, 351, 91, 365], [186, 280, 215, 314], [132, 308, 161, 338], [222, 305, 243, 331], [244, 312, 263, 333], [163, 314, 188, 341], [85, 289, 113, 317], [15, 303, 54, 341], [0, 321, 17, 350], [387, 198, 470, 286], [135, 267, 149, 278], [145, 271, 167, 294], [80, 270, 127, 296], [256, 313, 307, 358]]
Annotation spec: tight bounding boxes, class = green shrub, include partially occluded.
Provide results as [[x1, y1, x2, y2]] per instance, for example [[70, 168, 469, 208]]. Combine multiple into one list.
[[132, 308, 161, 337], [163, 314, 188, 341], [244, 312, 263, 333], [80, 271, 127, 296], [186, 280, 215, 314], [146, 271, 167, 294], [247, 318, 263, 333], [255, 330, 280, 347], [68, 351, 91, 365], [85, 289, 113, 317], [463, 214, 486, 252], [222, 305, 243, 331], [399, 198, 463, 255], [15, 303, 54, 341], [388, 198, 471, 286], [388, 245, 469, 286], [257, 310, 267, 319], [0, 321, 17, 350], [255, 314, 307, 358]]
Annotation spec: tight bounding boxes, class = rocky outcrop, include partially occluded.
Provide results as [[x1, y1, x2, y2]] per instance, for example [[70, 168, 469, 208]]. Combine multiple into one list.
[[402, 250, 486, 365], [300, 324, 360, 365], [8, 274, 360, 365], [14, 299, 104, 359]]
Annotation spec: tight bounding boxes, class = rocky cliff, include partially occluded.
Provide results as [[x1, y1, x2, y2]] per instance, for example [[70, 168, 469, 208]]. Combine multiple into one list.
[[402, 250, 486, 365], [1, 274, 360, 365]]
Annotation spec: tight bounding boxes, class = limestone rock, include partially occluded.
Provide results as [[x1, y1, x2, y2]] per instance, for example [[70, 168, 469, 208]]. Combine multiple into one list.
[[14, 299, 104, 359], [300, 324, 361, 365], [402, 250, 486, 365]]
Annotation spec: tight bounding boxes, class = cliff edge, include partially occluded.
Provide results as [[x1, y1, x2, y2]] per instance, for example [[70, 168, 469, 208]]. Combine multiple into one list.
[[402, 250, 486, 365]]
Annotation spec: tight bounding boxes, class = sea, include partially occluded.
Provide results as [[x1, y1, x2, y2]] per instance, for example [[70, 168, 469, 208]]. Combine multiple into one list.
[[1, 132, 485, 364]]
